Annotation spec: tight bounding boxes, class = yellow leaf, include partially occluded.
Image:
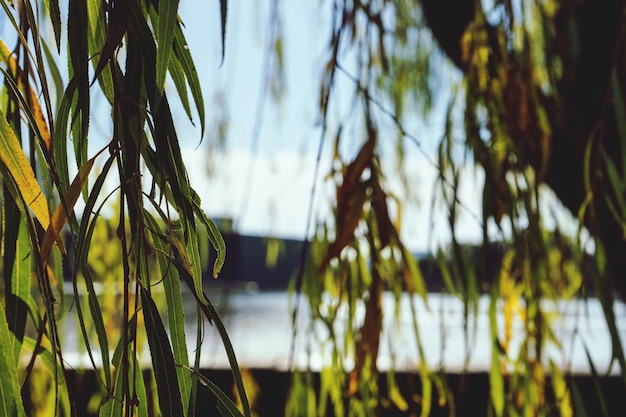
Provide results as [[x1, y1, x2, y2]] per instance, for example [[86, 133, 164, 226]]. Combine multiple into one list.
[[0, 39, 52, 153], [40, 157, 95, 263], [0, 109, 50, 229]]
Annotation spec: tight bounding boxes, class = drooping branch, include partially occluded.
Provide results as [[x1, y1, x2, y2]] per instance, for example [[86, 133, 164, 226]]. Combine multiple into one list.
[[420, 0, 626, 296]]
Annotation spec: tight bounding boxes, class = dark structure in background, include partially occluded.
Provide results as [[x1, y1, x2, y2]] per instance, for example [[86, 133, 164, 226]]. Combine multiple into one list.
[[208, 233, 304, 290], [56, 230, 624, 416]]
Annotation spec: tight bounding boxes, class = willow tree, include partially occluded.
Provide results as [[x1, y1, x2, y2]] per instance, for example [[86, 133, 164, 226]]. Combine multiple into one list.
[[286, 0, 626, 416], [0, 1, 250, 416]]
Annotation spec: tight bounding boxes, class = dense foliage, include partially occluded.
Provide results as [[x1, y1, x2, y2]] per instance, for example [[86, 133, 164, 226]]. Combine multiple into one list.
[[0, 1, 250, 416]]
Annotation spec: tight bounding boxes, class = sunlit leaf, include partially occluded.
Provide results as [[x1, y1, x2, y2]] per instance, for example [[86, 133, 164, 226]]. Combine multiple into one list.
[[40, 156, 95, 263], [5, 218, 32, 362], [0, 304, 26, 417], [0, 39, 53, 153], [0, 109, 50, 229], [488, 283, 505, 417], [400, 242, 427, 301], [549, 360, 573, 417]]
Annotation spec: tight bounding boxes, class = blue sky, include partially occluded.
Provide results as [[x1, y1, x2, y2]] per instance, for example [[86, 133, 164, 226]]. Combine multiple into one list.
[[172, 1, 490, 252]]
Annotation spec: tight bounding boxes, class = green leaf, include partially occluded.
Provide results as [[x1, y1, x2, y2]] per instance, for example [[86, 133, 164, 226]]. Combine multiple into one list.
[[0, 109, 50, 229], [488, 283, 504, 417], [6, 217, 31, 363], [99, 356, 124, 417], [400, 242, 428, 302], [144, 209, 192, 416], [168, 43, 194, 124], [156, 0, 180, 94], [141, 288, 185, 417], [54, 73, 82, 192], [107, 313, 149, 417], [72, 154, 117, 389], [174, 261, 251, 417], [86, 0, 115, 102], [68, 0, 91, 172], [193, 199, 226, 278], [173, 25, 205, 137], [180, 366, 245, 417], [171, 223, 208, 305], [0, 303, 27, 417], [41, 39, 64, 109], [21, 336, 68, 392]]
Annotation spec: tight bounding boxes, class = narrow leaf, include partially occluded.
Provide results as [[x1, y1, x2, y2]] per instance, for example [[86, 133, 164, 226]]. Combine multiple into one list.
[[144, 209, 192, 415], [0, 304, 27, 417], [168, 45, 193, 123], [87, 0, 115, 102], [0, 109, 50, 229], [68, 0, 91, 170], [181, 366, 245, 417], [488, 283, 504, 417], [141, 288, 185, 417], [173, 24, 205, 137], [7, 218, 31, 363], [156, 0, 180, 92], [219, 0, 228, 66], [48, 0, 62, 50], [72, 154, 116, 389], [41, 39, 64, 109], [171, 229, 208, 305], [0, 39, 53, 153], [175, 262, 252, 417], [40, 156, 95, 263], [193, 199, 226, 278]]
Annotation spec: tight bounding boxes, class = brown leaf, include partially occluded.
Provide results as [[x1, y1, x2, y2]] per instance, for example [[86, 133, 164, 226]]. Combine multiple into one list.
[[40, 157, 95, 263], [349, 270, 383, 396], [318, 138, 375, 272], [371, 176, 392, 248]]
